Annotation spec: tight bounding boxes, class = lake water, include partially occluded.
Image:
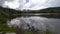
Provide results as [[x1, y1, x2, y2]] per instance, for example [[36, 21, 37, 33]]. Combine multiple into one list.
[[7, 16, 60, 34]]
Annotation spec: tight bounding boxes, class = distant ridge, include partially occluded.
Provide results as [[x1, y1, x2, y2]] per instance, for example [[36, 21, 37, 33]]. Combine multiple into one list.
[[21, 7, 60, 13], [0, 6, 60, 13], [0, 6, 60, 18]]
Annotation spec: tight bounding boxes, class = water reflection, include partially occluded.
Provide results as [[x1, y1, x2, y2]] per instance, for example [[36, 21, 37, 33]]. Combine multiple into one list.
[[7, 16, 60, 34]]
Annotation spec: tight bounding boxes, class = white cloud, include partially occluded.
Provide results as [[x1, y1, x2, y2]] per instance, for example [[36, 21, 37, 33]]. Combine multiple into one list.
[[2, 0, 60, 10], [2, 0, 20, 9]]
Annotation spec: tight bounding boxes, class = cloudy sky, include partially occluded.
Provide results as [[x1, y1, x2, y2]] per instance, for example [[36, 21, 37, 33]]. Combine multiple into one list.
[[0, 0, 60, 10]]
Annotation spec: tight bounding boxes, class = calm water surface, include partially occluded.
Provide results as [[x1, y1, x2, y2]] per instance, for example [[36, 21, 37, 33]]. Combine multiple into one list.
[[7, 16, 60, 34]]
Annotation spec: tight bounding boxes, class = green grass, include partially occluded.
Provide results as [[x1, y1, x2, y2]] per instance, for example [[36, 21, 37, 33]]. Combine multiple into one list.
[[0, 24, 16, 32]]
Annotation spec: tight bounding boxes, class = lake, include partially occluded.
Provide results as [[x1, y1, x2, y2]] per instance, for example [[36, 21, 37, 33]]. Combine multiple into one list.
[[7, 16, 60, 34]]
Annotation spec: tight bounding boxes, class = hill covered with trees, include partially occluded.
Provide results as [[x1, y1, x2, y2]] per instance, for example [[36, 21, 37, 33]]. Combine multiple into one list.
[[0, 7, 60, 24]]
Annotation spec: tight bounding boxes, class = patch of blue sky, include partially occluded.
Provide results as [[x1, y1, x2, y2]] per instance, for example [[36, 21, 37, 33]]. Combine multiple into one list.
[[25, 0, 29, 3]]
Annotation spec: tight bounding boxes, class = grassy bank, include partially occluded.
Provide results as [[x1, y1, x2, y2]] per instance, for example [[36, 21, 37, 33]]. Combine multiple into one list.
[[0, 24, 16, 32]]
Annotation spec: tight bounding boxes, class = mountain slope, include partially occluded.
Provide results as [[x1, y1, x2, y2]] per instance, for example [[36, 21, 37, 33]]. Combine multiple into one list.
[[0, 7, 60, 24]]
